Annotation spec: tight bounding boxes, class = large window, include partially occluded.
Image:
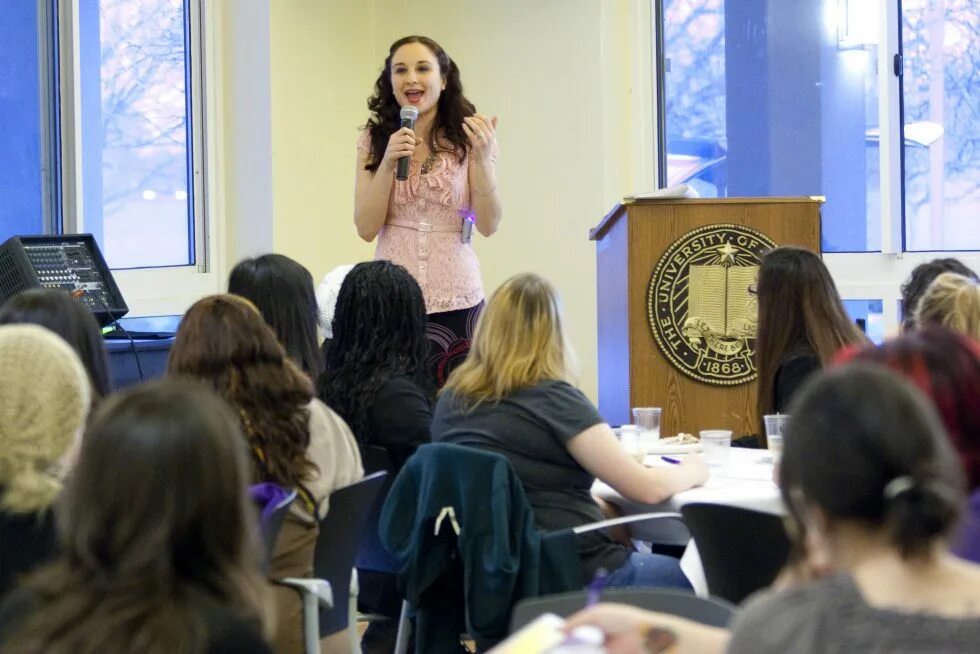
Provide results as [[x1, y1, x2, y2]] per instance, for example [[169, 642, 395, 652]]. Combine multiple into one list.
[[2, 0, 205, 274], [662, 0, 882, 253], [657, 0, 980, 330], [77, 0, 202, 269], [660, 0, 979, 253], [902, 0, 980, 251]]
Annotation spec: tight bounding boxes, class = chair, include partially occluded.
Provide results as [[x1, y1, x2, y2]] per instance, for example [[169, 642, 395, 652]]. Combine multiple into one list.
[[380, 443, 688, 654], [509, 587, 737, 632], [292, 471, 387, 652], [352, 445, 405, 653], [276, 472, 387, 654], [356, 446, 400, 574], [680, 503, 790, 605]]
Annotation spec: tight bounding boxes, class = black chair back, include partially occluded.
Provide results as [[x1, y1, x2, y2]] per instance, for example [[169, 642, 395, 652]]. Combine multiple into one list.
[[509, 588, 737, 632], [355, 446, 400, 573], [314, 471, 388, 636], [680, 503, 790, 605]]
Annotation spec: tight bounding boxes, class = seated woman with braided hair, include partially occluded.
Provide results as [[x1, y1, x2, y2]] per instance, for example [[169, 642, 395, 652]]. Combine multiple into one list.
[[316, 260, 433, 653], [316, 260, 434, 472]]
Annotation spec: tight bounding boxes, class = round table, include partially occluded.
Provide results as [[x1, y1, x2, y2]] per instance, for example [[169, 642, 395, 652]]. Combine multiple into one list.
[[592, 447, 784, 596]]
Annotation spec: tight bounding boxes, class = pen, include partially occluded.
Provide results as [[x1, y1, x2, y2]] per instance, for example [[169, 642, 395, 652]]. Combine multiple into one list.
[[661, 456, 681, 465], [585, 567, 609, 607]]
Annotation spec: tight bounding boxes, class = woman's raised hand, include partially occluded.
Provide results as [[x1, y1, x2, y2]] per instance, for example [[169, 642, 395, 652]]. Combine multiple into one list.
[[463, 114, 498, 163], [381, 127, 417, 172]]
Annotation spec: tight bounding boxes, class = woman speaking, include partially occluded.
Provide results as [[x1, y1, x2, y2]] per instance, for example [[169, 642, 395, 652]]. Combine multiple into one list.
[[354, 35, 501, 388]]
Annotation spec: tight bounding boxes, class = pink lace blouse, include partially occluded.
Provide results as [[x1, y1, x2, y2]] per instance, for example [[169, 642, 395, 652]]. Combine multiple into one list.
[[357, 130, 495, 314]]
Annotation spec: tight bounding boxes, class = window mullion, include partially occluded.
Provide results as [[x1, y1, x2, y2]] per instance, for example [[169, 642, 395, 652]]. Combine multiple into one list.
[[878, 0, 903, 255], [57, 0, 82, 235]]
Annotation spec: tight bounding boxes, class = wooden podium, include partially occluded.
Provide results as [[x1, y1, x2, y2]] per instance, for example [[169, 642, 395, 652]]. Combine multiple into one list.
[[590, 197, 822, 438]]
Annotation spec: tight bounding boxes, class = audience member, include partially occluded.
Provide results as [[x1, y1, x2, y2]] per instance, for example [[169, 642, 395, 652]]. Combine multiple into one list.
[[228, 254, 325, 378], [315, 263, 355, 351], [913, 272, 980, 340], [317, 261, 433, 470], [836, 328, 980, 563], [0, 288, 111, 401], [755, 246, 866, 435], [315, 261, 432, 653], [0, 381, 273, 654], [0, 325, 90, 599], [565, 365, 980, 653], [900, 258, 978, 330], [168, 294, 363, 654], [432, 273, 707, 590]]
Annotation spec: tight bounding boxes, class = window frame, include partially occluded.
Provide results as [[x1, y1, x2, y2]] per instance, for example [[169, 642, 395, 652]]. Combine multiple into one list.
[[652, 0, 980, 335], [57, 0, 224, 315]]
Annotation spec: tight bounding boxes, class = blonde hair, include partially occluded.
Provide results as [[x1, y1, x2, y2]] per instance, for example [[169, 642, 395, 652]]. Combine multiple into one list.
[[443, 273, 576, 407], [914, 272, 980, 340]]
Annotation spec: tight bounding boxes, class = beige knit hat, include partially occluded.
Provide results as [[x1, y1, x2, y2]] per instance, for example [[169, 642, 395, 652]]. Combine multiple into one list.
[[316, 264, 355, 339], [0, 324, 91, 514]]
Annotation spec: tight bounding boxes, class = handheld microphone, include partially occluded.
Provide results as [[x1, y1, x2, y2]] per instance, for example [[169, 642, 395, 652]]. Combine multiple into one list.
[[396, 105, 419, 181]]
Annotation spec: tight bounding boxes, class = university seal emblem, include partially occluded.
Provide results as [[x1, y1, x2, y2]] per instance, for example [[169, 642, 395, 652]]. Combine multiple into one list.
[[647, 224, 777, 385]]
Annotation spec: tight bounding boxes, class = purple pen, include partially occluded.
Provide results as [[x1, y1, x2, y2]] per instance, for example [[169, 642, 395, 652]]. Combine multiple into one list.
[[585, 567, 609, 607], [661, 456, 682, 464]]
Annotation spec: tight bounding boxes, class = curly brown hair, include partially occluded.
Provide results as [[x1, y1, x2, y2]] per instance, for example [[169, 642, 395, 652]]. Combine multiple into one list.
[[167, 294, 316, 490], [363, 35, 476, 172]]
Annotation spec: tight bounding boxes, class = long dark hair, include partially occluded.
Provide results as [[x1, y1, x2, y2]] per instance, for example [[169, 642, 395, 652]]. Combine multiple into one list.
[[0, 288, 112, 400], [755, 247, 866, 423], [316, 261, 430, 442], [228, 253, 323, 378], [4, 381, 270, 654], [168, 294, 316, 491], [363, 35, 476, 172], [781, 364, 963, 560], [836, 328, 980, 491]]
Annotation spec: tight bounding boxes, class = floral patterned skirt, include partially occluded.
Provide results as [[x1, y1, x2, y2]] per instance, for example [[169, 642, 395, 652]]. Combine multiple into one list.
[[425, 300, 484, 389]]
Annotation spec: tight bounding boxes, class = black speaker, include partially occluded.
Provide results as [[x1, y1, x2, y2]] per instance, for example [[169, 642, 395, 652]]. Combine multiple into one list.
[[0, 234, 128, 327]]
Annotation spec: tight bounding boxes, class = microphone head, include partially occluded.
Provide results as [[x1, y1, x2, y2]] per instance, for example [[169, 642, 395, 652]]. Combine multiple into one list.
[[400, 105, 419, 122]]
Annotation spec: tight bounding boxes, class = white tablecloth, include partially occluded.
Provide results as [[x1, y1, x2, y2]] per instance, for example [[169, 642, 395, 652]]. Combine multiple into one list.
[[592, 447, 784, 596]]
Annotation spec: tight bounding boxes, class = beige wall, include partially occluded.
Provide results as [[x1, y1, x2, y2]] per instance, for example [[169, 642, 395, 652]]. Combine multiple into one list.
[[261, 0, 652, 400], [269, 0, 377, 269]]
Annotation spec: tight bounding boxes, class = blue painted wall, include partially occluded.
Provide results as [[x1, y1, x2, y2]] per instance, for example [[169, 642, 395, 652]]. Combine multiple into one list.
[[0, 1, 44, 241]]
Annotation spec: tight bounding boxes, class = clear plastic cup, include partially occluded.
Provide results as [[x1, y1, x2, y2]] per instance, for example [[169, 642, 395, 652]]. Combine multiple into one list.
[[632, 407, 662, 454], [764, 414, 790, 465], [699, 429, 732, 468], [614, 425, 644, 463]]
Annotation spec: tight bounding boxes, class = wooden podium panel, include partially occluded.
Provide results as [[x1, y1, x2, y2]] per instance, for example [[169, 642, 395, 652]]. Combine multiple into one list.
[[591, 197, 822, 438]]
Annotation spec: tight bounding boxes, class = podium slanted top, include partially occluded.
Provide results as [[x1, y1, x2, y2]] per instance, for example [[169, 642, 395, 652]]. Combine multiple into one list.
[[589, 196, 825, 242]]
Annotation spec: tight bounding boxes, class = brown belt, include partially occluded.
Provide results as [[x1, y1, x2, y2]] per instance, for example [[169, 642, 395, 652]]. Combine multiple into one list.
[[386, 219, 461, 233]]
